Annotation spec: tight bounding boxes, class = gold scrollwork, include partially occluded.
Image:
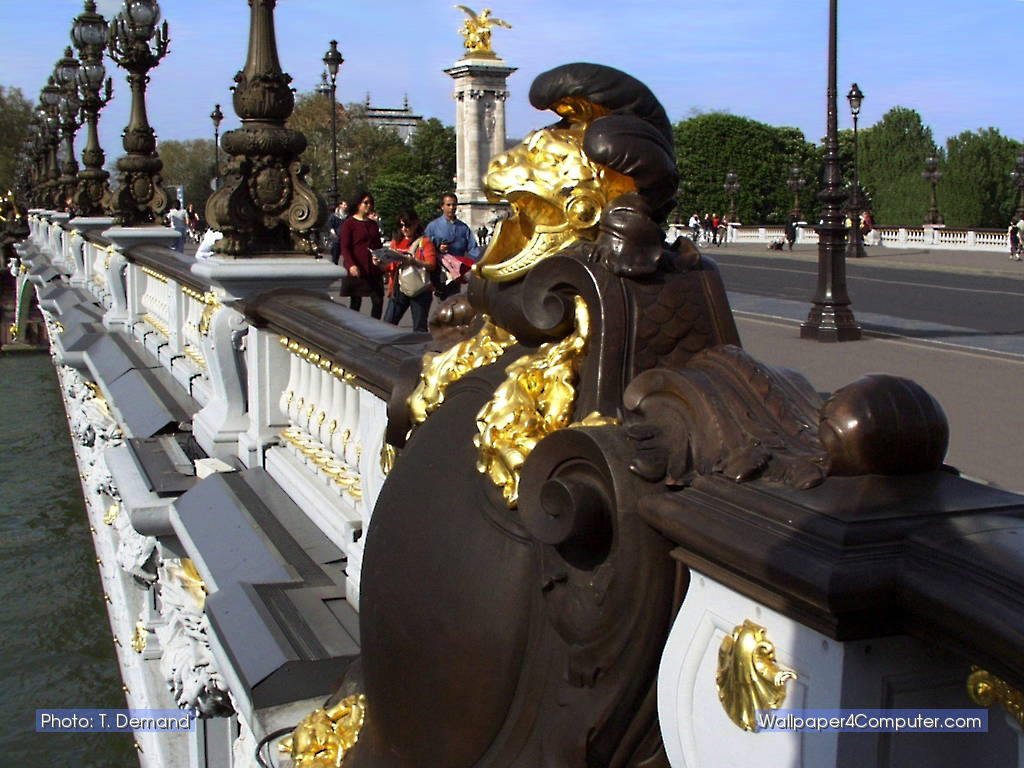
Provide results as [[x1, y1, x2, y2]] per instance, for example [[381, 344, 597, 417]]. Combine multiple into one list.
[[380, 443, 396, 476], [967, 666, 1024, 729], [407, 315, 516, 430], [280, 694, 367, 767], [197, 291, 220, 337], [103, 503, 120, 526], [474, 296, 590, 507], [716, 620, 797, 732]]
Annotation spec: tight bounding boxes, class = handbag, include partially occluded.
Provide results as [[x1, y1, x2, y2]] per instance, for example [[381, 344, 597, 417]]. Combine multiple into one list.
[[398, 237, 432, 297]]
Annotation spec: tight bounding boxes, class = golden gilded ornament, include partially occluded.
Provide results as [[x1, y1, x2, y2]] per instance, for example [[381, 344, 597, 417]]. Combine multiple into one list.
[[475, 111, 635, 283], [164, 558, 208, 612], [281, 694, 367, 767], [570, 411, 621, 428], [379, 443, 396, 476], [130, 620, 148, 654], [140, 266, 169, 283], [103, 503, 120, 525], [407, 316, 516, 430], [967, 666, 1024, 729], [474, 296, 590, 507], [455, 6, 511, 58], [716, 620, 797, 732]]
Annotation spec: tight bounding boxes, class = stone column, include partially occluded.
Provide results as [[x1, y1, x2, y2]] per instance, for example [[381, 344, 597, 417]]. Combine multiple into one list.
[[444, 56, 516, 231]]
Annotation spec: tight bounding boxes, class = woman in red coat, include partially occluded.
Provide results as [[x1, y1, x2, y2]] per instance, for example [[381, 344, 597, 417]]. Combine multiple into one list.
[[339, 190, 384, 318]]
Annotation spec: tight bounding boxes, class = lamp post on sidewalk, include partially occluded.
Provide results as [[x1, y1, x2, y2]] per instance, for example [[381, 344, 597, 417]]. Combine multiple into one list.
[[787, 166, 806, 221], [322, 40, 344, 209], [210, 103, 223, 190], [71, 0, 113, 217], [801, 0, 861, 342], [723, 171, 740, 222], [922, 155, 944, 226], [846, 82, 866, 259]]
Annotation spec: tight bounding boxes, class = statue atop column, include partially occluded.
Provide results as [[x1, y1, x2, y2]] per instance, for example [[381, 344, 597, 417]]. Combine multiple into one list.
[[455, 6, 511, 59]]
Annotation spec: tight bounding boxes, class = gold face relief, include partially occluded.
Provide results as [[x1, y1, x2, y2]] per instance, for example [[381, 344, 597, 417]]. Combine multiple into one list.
[[716, 620, 797, 732], [476, 120, 635, 283]]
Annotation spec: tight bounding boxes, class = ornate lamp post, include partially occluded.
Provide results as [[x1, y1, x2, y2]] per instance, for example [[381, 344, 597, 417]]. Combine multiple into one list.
[[39, 81, 63, 209], [846, 82, 866, 259], [211, 103, 224, 190], [801, 0, 861, 342], [54, 47, 83, 211], [71, 0, 114, 216], [322, 40, 344, 208], [106, 0, 171, 226], [205, 0, 325, 256], [922, 155, 944, 226], [723, 171, 740, 221], [787, 166, 806, 220], [1010, 154, 1024, 220]]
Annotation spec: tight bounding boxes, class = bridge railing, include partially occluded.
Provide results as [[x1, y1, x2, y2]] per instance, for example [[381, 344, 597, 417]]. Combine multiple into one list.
[[719, 222, 1010, 251]]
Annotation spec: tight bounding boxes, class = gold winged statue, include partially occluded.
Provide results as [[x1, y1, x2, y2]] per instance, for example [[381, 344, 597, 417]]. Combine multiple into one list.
[[455, 6, 511, 58]]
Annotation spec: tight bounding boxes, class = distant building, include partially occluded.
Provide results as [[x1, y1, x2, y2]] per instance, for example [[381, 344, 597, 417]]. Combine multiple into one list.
[[362, 94, 423, 144]]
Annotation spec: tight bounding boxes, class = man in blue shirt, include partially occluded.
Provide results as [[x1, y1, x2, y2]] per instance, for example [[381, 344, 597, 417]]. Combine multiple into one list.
[[424, 193, 481, 299]]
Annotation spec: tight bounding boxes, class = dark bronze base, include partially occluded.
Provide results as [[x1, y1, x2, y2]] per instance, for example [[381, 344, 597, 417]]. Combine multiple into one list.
[[801, 305, 862, 342]]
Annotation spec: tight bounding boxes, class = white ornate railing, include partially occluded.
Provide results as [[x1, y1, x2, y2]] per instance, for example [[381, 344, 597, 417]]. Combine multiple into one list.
[[721, 223, 1010, 252]]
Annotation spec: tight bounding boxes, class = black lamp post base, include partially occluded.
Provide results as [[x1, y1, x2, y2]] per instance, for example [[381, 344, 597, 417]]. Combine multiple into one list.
[[801, 305, 862, 342]]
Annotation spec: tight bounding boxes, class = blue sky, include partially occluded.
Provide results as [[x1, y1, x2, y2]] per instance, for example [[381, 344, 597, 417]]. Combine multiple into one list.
[[0, 0, 1017, 156]]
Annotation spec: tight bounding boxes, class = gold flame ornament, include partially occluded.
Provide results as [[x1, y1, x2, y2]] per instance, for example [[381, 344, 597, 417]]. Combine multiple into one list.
[[474, 296, 591, 507], [280, 694, 367, 767], [716, 620, 797, 731]]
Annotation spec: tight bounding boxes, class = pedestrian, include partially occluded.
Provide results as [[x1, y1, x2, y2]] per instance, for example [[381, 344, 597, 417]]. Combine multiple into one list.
[[711, 213, 721, 246], [166, 199, 187, 253], [339, 191, 384, 318], [381, 210, 436, 332], [701, 213, 713, 246], [688, 212, 700, 241], [327, 200, 347, 263], [424, 193, 480, 301], [784, 215, 797, 250], [1009, 218, 1021, 261]]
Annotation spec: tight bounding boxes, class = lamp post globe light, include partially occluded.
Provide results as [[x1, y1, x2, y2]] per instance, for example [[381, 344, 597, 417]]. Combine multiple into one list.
[[323, 39, 344, 209], [71, 0, 114, 217], [922, 154, 944, 226], [846, 82, 866, 259], [211, 103, 224, 190], [106, 0, 171, 226], [54, 47, 83, 212], [787, 166, 806, 221], [1010, 154, 1024, 220], [40, 79, 63, 210], [801, 0, 861, 342], [723, 171, 740, 222]]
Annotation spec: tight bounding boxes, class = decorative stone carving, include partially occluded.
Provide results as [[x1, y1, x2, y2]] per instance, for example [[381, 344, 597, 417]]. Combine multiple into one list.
[[155, 558, 233, 717]]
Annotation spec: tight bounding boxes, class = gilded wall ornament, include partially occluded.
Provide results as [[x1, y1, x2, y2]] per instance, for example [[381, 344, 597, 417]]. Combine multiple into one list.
[[967, 666, 1024, 729], [281, 694, 367, 767], [716, 620, 797, 732]]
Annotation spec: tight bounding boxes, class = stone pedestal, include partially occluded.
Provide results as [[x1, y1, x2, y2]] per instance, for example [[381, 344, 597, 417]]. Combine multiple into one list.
[[445, 56, 516, 231]]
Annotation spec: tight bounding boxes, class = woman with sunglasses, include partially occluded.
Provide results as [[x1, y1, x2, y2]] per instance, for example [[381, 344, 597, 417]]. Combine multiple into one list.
[[339, 190, 385, 318], [381, 210, 437, 332]]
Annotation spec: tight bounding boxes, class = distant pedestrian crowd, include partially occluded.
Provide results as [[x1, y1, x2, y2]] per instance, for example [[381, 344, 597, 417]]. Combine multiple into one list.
[[687, 212, 728, 246]]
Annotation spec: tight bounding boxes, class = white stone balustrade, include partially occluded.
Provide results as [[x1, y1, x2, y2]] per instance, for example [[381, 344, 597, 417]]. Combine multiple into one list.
[[721, 222, 1012, 252]]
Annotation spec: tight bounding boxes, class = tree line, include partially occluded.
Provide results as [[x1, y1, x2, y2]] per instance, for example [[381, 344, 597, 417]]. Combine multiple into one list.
[[3, 80, 1019, 231]]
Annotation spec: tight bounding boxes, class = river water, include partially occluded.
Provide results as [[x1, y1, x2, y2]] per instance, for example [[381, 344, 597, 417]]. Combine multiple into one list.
[[0, 352, 135, 765]]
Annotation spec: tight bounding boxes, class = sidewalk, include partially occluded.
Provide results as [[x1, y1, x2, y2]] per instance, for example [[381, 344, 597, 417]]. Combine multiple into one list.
[[715, 241, 1024, 279]]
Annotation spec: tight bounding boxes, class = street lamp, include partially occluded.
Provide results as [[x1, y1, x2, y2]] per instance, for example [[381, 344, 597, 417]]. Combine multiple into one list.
[[106, 0, 171, 226], [801, 0, 861, 342], [40, 78, 63, 210], [846, 82, 866, 259], [210, 103, 223, 190], [723, 170, 740, 221], [1010, 154, 1024, 220], [322, 39, 344, 208], [922, 154, 944, 226], [54, 47, 82, 212], [786, 166, 806, 221], [71, 0, 114, 216]]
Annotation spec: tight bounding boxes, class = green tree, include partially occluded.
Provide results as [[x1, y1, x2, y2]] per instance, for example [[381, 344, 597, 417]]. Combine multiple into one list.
[[941, 128, 1022, 228], [672, 112, 818, 224], [156, 138, 216, 214], [0, 86, 34, 195], [371, 118, 456, 229], [856, 106, 938, 226]]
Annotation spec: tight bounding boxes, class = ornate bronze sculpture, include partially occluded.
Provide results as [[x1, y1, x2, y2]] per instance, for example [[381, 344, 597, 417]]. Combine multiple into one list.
[[287, 63, 951, 768], [105, 0, 170, 226], [455, 6, 512, 58], [204, 0, 325, 257]]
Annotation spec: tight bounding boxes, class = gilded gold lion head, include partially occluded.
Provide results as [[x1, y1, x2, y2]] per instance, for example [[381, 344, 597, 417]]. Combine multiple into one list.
[[716, 620, 797, 732]]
